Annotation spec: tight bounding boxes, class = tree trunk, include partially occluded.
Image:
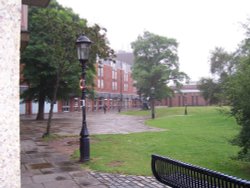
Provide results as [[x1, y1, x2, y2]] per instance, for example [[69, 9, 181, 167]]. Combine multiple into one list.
[[36, 94, 45, 120], [44, 74, 60, 137]]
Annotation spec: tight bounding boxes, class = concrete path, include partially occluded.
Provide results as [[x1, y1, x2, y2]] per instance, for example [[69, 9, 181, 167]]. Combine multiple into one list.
[[21, 111, 169, 188]]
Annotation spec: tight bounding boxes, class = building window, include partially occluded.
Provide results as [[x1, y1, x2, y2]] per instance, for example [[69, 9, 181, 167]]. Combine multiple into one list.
[[74, 98, 79, 111], [112, 81, 117, 90], [124, 83, 128, 91], [101, 79, 104, 89], [124, 73, 128, 82], [98, 66, 103, 77], [112, 69, 117, 80], [98, 79, 104, 89], [62, 100, 70, 112], [98, 79, 100, 88]]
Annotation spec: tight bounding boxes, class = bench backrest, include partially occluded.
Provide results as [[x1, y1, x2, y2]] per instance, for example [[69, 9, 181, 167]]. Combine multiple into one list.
[[152, 154, 250, 188]]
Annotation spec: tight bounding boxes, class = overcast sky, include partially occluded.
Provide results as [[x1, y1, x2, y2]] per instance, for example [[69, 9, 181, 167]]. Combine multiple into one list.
[[57, 0, 250, 81]]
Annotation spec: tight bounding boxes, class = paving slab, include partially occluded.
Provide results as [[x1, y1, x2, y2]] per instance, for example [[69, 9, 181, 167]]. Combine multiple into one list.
[[21, 111, 169, 188], [43, 180, 80, 188], [20, 111, 165, 136]]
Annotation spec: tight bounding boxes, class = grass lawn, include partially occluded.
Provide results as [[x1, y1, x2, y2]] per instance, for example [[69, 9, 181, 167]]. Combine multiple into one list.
[[74, 106, 250, 180]]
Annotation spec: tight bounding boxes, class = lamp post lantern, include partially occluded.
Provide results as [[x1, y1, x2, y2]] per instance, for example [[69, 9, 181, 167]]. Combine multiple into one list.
[[151, 87, 155, 119], [76, 34, 92, 162]]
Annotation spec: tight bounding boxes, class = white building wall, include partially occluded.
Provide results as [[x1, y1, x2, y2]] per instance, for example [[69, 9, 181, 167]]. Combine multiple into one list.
[[0, 1, 21, 187], [32, 101, 58, 114], [20, 100, 26, 115]]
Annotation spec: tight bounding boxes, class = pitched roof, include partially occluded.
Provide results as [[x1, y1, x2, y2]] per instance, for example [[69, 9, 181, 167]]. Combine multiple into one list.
[[115, 51, 134, 65]]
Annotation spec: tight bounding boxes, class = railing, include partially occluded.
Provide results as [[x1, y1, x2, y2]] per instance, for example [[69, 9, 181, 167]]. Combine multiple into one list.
[[152, 154, 250, 188]]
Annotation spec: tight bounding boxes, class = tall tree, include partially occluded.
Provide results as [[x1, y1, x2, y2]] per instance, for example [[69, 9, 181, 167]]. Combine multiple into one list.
[[198, 47, 237, 105], [210, 47, 236, 81], [21, 1, 84, 120], [198, 18, 250, 160], [226, 57, 250, 160], [225, 19, 250, 160], [131, 31, 188, 101], [21, 0, 114, 135]]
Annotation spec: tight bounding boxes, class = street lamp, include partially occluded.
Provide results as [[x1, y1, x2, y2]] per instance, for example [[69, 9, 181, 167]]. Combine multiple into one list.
[[151, 87, 155, 119], [76, 34, 92, 162]]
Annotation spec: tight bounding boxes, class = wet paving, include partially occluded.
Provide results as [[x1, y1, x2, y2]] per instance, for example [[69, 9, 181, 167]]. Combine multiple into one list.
[[21, 111, 164, 136], [21, 111, 169, 188]]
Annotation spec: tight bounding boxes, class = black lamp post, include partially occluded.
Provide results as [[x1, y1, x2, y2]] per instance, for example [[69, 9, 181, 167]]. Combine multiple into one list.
[[151, 87, 155, 119], [76, 34, 92, 162]]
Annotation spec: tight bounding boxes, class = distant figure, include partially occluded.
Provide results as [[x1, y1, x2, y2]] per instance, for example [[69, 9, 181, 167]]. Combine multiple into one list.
[[103, 104, 107, 114]]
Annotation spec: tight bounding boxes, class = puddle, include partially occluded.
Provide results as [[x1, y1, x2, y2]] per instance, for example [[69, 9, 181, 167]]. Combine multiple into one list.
[[30, 163, 53, 169], [56, 176, 67, 181], [42, 170, 54, 174]]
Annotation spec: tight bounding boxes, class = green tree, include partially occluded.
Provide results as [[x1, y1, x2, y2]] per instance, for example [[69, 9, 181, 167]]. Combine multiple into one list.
[[22, 1, 85, 121], [198, 78, 221, 105], [21, 0, 114, 136], [210, 47, 236, 79], [225, 20, 250, 160], [226, 57, 250, 160], [131, 31, 188, 104], [198, 18, 250, 160], [198, 47, 237, 105]]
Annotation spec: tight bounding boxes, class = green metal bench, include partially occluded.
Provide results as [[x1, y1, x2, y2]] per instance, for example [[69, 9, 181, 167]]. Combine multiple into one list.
[[152, 154, 250, 188]]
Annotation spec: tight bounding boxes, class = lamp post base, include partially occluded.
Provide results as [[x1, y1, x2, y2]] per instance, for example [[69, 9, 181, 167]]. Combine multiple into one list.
[[79, 137, 90, 162]]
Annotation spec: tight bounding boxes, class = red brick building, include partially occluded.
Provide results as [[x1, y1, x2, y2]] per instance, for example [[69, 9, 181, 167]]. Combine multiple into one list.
[[21, 50, 207, 114], [158, 82, 207, 107], [59, 53, 140, 113]]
